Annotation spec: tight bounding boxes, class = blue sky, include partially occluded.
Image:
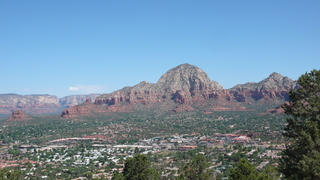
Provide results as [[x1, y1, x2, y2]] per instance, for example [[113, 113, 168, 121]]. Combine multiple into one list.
[[1, 1, 319, 98]]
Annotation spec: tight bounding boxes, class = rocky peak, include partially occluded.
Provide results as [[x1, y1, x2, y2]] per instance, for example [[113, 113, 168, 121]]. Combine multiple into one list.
[[230, 72, 297, 101], [258, 72, 296, 90], [231, 72, 296, 91], [156, 63, 223, 92]]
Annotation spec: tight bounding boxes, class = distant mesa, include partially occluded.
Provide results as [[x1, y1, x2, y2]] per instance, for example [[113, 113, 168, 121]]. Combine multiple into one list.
[[0, 93, 101, 115], [60, 63, 297, 118]]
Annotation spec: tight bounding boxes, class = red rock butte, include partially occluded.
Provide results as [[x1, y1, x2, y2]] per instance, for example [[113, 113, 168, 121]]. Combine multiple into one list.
[[7, 110, 32, 121]]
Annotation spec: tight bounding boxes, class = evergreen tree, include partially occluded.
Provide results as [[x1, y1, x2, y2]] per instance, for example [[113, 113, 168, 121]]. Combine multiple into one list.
[[112, 154, 160, 180], [279, 69, 320, 179], [178, 155, 214, 180], [111, 171, 125, 180], [229, 159, 259, 180], [0, 168, 24, 180], [261, 165, 280, 180]]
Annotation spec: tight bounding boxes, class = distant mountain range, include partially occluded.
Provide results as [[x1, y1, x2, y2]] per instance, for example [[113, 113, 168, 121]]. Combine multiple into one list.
[[61, 64, 296, 118], [1, 64, 297, 118], [0, 93, 101, 115]]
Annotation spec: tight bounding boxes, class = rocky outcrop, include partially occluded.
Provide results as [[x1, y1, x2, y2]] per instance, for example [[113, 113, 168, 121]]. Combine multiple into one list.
[[156, 63, 223, 92], [7, 110, 32, 121], [229, 72, 297, 102], [60, 98, 108, 118], [265, 102, 290, 114]]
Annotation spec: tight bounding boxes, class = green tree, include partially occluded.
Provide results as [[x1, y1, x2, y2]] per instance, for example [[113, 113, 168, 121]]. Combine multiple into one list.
[[229, 159, 259, 180], [179, 155, 214, 180], [279, 69, 320, 180], [261, 165, 280, 180], [111, 171, 125, 180], [113, 154, 160, 180], [0, 168, 24, 180]]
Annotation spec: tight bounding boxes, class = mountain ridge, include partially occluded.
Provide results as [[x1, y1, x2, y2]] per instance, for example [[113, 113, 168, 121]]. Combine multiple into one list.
[[62, 64, 296, 118], [0, 64, 297, 117]]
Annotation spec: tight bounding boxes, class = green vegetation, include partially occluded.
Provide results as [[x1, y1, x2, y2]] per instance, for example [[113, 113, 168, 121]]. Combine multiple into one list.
[[178, 155, 214, 180], [0, 168, 24, 180], [112, 154, 160, 180], [229, 158, 278, 180], [279, 69, 320, 179], [0, 111, 287, 145]]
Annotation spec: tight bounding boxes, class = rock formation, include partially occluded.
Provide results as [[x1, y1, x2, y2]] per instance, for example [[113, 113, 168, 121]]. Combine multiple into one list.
[[93, 63, 226, 114], [61, 98, 109, 118], [61, 63, 297, 118], [229, 72, 297, 102], [0, 64, 297, 118], [7, 110, 32, 121], [265, 102, 290, 114]]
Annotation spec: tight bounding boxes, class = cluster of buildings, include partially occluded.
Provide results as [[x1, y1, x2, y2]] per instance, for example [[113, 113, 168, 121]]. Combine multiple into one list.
[[0, 132, 286, 179]]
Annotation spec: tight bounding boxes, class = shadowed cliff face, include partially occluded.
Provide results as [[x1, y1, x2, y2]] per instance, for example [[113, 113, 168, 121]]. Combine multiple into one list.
[[60, 63, 296, 118]]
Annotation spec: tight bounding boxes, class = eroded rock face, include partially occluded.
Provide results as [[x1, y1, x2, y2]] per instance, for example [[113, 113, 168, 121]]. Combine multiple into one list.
[[7, 110, 32, 121], [229, 72, 297, 102], [156, 63, 223, 92]]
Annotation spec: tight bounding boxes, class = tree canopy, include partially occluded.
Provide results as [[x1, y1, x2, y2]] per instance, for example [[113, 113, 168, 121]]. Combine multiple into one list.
[[178, 155, 214, 180], [112, 154, 160, 180], [279, 69, 320, 179]]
